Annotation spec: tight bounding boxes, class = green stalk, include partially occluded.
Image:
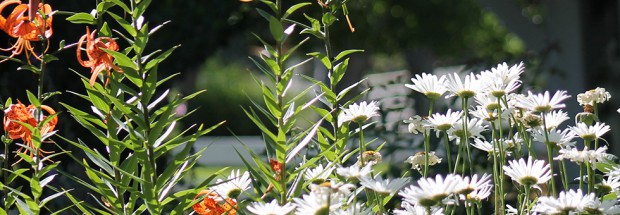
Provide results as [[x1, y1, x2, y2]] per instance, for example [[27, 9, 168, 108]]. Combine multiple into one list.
[[444, 131, 453, 173], [579, 164, 583, 191], [423, 130, 430, 177], [495, 97, 505, 213], [423, 99, 435, 177], [541, 113, 557, 196], [2, 139, 8, 211], [490, 122, 500, 214], [462, 97, 473, 175], [520, 185, 531, 215], [560, 160, 569, 191], [358, 122, 366, 166]]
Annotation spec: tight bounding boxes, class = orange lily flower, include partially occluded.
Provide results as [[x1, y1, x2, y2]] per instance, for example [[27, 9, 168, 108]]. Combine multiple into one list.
[[76, 27, 123, 86], [192, 190, 237, 215], [0, 0, 53, 63], [4, 101, 58, 160]]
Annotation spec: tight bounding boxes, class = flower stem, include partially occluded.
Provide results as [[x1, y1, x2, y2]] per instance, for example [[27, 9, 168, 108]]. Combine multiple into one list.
[[423, 99, 435, 177], [358, 122, 366, 166], [444, 131, 453, 173], [541, 113, 557, 196], [462, 97, 472, 175]]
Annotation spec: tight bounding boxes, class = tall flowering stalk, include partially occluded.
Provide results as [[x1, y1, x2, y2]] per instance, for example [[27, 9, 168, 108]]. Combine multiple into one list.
[[61, 0, 223, 213]]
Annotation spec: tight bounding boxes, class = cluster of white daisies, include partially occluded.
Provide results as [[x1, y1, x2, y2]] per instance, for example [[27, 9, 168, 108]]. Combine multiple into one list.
[[212, 62, 620, 214]]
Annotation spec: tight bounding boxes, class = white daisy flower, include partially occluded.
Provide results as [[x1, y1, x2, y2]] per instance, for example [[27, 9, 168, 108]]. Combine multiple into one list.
[[359, 175, 410, 195], [534, 189, 596, 214], [247, 199, 296, 215], [455, 173, 493, 195], [445, 72, 482, 98], [570, 122, 610, 141], [531, 128, 576, 148], [393, 202, 445, 215], [598, 174, 620, 195], [332, 203, 372, 215], [517, 111, 543, 129], [293, 191, 341, 214], [543, 110, 570, 129], [403, 115, 427, 134], [447, 118, 487, 145], [212, 169, 252, 199], [308, 181, 356, 201], [505, 204, 519, 215], [584, 199, 620, 214], [469, 105, 512, 127], [405, 73, 448, 100], [399, 174, 462, 207], [356, 150, 382, 166], [427, 109, 462, 132], [336, 164, 372, 181], [304, 163, 336, 184], [515, 90, 571, 113], [471, 138, 513, 156], [556, 146, 612, 167], [477, 62, 524, 97], [339, 101, 380, 124], [404, 151, 442, 171], [577, 87, 611, 106], [462, 183, 493, 204], [474, 93, 502, 111], [503, 156, 552, 188]]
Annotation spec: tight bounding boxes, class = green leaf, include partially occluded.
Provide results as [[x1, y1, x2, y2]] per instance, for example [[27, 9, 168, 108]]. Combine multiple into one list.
[[331, 58, 349, 85], [134, 23, 149, 56], [269, 16, 283, 42], [66, 12, 95, 24], [322, 12, 338, 27], [100, 22, 113, 37], [104, 0, 131, 13], [259, 0, 277, 14], [334, 49, 364, 61], [307, 52, 332, 69], [107, 12, 137, 37], [101, 48, 137, 70], [283, 2, 311, 20], [25, 90, 40, 107], [134, 0, 152, 18], [145, 45, 179, 71]]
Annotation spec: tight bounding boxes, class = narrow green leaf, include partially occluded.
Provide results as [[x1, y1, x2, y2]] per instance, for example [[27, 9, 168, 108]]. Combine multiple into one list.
[[283, 2, 311, 19], [269, 16, 283, 42], [105, 0, 131, 13], [66, 12, 95, 24], [334, 49, 364, 61], [26, 90, 40, 107], [106, 12, 137, 37], [331, 58, 349, 85], [307, 52, 332, 69], [101, 48, 137, 70], [321, 12, 337, 27]]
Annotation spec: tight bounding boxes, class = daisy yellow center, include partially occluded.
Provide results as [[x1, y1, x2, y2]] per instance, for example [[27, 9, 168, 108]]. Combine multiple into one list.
[[227, 188, 241, 199], [458, 90, 476, 98], [425, 92, 441, 100], [431, 193, 449, 202], [418, 198, 439, 207], [519, 176, 538, 187], [452, 130, 470, 138], [352, 115, 369, 123], [491, 91, 505, 98], [580, 134, 597, 142], [598, 184, 612, 194], [534, 105, 552, 113], [315, 206, 330, 215], [485, 103, 501, 111], [436, 124, 452, 131]]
